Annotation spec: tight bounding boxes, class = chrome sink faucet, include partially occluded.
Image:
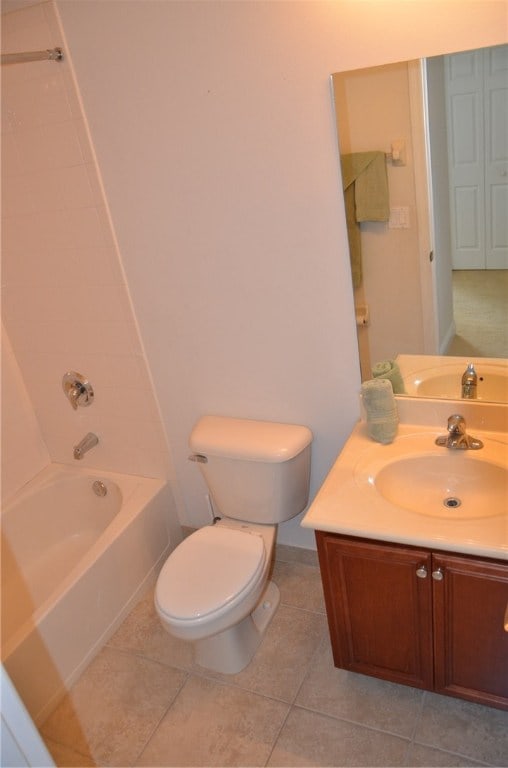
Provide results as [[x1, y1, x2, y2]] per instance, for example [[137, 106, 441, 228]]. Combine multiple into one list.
[[435, 415, 483, 450], [461, 363, 477, 399], [74, 432, 99, 460]]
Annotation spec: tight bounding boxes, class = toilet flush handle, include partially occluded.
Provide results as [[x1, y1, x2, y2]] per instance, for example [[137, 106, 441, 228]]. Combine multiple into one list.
[[189, 454, 208, 463]]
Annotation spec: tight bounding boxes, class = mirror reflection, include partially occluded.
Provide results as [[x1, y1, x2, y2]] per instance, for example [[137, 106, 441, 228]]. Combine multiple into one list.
[[332, 44, 508, 403]]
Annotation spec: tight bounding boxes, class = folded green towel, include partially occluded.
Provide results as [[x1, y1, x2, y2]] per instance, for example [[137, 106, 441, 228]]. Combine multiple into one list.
[[361, 378, 398, 444], [372, 360, 406, 395]]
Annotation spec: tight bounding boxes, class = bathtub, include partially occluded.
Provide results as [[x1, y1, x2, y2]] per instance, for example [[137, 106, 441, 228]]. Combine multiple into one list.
[[1, 463, 177, 724]]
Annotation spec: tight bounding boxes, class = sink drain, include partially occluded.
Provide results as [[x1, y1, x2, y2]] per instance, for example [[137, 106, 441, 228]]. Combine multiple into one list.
[[443, 496, 461, 509]]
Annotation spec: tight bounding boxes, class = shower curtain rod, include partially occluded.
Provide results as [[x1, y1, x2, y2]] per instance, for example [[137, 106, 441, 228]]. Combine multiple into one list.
[[1, 47, 63, 65]]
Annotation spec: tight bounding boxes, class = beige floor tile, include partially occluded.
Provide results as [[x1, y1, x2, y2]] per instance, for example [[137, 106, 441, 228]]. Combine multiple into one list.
[[203, 604, 327, 702], [296, 636, 424, 738], [107, 589, 195, 671], [40, 647, 187, 767], [275, 543, 319, 567], [135, 675, 289, 767], [267, 706, 409, 767], [272, 561, 326, 613], [405, 742, 486, 767], [415, 691, 508, 766]]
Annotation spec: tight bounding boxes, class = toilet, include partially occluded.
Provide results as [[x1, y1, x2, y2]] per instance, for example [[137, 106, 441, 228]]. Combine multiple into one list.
[[155, 415, 312, 674]]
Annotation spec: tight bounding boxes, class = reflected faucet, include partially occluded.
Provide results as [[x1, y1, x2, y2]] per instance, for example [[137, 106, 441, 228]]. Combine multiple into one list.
[[435, 415, 483, 450], [73, 432, 99, 460], [461, 363, 477, 399]]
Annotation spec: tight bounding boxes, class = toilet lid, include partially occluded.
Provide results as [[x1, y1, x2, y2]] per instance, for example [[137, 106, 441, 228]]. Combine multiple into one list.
[[156, 526, 265, 621]]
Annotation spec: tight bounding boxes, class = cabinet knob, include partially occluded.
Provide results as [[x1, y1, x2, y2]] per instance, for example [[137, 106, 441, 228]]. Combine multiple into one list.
[[416, 565, 428, 579], [432, 567, 444, 581]]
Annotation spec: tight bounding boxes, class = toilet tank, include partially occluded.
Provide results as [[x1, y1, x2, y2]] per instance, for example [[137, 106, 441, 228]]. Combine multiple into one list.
[[189, 416, 313, 524]]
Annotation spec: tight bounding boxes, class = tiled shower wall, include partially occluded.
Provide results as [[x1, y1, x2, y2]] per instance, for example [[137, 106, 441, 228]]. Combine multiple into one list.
[[1, 1, 174, 499]]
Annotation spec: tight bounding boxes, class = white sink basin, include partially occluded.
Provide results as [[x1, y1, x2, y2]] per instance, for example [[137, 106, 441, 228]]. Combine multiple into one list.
[[371, 454, 506, 519], [355, 434, 508, 520], [395, 355, 508, 402], [415, 368, 508, 401]]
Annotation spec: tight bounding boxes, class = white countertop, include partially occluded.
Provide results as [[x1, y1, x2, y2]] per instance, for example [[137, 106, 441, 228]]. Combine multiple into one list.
[[302, 421, 508, 561]]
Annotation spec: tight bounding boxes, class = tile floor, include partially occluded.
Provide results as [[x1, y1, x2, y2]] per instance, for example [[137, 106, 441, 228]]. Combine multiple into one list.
[[40, 549, 508, 767]]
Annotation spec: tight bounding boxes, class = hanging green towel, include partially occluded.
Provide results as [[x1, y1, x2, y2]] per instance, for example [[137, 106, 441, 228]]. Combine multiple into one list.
[[341, 152, 389, 288]]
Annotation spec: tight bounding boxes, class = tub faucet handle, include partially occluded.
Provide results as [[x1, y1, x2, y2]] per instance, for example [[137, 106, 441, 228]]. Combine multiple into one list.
[[62, 371, 94, 410]]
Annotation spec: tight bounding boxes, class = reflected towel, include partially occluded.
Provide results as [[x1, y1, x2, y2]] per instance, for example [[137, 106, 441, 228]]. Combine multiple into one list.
[[341, 152, 390, 289], [372, 359, 406, 394], [361, 378, 398, 444]]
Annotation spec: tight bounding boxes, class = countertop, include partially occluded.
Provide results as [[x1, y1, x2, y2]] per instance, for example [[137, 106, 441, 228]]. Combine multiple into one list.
[[302, 421, 508, 561]]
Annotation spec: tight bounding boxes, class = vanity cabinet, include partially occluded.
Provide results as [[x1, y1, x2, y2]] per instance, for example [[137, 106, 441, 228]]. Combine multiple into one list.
[[316, 532, 508, 710]]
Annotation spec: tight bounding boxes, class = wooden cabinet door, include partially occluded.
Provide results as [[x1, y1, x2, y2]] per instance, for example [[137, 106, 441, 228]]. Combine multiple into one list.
[[316, 533, 434, 690], [432, 553, 508, 710]]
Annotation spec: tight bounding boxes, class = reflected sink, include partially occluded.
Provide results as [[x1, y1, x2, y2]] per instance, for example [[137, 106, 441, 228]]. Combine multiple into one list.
[[415, 368, 508, 401], [355, 434, 508, 520]]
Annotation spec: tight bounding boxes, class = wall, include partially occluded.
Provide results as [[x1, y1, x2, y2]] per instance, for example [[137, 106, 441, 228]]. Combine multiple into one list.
[[1, 2, 176, 492], [54, 0, 506, 548]]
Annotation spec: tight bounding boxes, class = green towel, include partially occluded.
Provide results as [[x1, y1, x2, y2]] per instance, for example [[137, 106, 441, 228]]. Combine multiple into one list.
[[372, 359, 406, 395], [361, 378, 398, 444], [341, 152, 390, 288]]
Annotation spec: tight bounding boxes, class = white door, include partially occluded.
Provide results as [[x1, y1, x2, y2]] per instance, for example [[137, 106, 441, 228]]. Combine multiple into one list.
[[446, 45, 508, 270], [485, 44, 508, 269]]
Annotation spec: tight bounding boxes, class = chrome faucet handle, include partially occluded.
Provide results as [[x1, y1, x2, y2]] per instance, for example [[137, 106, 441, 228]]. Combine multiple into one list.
[[447, 414, 466, 434], [436, 414, 483, 450], [62, 372, 94, 410]]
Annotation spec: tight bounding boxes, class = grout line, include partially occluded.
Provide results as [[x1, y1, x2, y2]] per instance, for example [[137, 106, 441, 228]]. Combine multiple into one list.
[[132, 670, 190, 767]]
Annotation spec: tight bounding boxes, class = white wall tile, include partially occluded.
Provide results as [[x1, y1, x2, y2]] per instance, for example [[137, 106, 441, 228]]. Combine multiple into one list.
[[1, 325, 49, 503], [1, 2, 172, 489]]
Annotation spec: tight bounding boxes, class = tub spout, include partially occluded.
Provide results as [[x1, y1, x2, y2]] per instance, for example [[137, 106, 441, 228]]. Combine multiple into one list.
[[73, 432, 99, 460]]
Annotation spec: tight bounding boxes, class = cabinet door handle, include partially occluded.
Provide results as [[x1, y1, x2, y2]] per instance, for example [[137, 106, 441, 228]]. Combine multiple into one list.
[[416, 565, 428, 579], [432, 567, 444, 581]]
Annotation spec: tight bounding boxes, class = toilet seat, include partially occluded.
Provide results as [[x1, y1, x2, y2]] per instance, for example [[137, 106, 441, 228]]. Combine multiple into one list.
[[156, 525, 266, 624]]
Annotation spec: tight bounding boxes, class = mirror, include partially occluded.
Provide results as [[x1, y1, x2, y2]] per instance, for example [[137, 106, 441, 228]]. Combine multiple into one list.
[[332, 44, 508, 403]]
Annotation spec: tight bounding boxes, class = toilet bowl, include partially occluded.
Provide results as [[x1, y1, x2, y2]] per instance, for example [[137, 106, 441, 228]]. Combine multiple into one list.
[[155, 519, 279, 673], [154, 415, 312, 674]]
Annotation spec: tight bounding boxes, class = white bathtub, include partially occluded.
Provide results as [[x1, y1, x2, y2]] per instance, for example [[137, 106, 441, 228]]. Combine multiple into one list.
[[1, 463, 176, 724]]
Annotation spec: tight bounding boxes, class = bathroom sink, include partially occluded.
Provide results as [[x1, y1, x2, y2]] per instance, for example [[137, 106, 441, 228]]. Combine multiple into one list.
[[415, 368, 508, 401], [355, 435, 508, 520], [396, 356, 508, 401]]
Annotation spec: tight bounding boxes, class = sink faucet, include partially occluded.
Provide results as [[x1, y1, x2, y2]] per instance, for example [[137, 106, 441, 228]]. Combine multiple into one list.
[[74, 432, 99, 460], [461, 363, 477, 399], [435, 415, 483, 450]]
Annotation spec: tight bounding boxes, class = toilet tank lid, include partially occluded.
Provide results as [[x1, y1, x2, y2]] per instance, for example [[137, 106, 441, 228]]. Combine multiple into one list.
[[189, 416, 313, 462]]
